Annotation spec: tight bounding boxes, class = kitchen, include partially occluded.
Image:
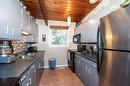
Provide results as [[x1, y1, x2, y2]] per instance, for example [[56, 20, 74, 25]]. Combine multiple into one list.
[[0, 0, 130, 86]]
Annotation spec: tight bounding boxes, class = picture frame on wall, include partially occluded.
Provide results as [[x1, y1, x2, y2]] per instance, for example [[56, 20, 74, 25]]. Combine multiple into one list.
[[42, 34, 46, 42]]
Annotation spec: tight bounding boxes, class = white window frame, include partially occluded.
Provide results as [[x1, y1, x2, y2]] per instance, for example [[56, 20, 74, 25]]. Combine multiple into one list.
[[49, 29, 69, 47]]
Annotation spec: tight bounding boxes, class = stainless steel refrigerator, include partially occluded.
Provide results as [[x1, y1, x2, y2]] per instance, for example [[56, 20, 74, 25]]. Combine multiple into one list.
[[97, 4, 130, 86]]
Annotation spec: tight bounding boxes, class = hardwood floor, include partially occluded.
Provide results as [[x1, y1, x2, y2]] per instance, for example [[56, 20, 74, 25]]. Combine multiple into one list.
[[39, 67, 85, 86]]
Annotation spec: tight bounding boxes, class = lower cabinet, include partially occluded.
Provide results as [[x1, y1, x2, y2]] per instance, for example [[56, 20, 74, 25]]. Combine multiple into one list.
[[27, 67, 35, 86], [88, 66, 99, 86], [20, 74, 28, 86], [19, 53, 44, 86], [19, 63, 36, 86], [35, 59, 44, 86], [20, 79, 28, 86], [75, 54, 99, 86], [80, 59, 89, 85]]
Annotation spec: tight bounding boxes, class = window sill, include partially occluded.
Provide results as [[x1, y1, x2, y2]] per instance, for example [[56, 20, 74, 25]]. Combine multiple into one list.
[[49, 45, 68, 48]]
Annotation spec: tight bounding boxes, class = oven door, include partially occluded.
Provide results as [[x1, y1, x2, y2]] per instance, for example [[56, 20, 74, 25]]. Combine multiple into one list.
[[67, 50, 75, 72], [67, 51, 70, 67]]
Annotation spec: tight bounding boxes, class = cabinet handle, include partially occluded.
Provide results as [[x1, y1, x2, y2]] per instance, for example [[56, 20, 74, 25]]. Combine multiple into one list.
[[88, 68, 91, 74], [21, 9, 23, 14], [20, 75, 26, 82], [31, 65, 35, 69], [38, 64, 40, 69], [85, 67, 88, 72], [6, 25, 9, 34], [25, 83, 29, 86], [12, 28, 15, 35], [34, 70, 36, 72], [21, 24, 23, 28], [28, 78, 32, 85], [92, 64, 96, 68]]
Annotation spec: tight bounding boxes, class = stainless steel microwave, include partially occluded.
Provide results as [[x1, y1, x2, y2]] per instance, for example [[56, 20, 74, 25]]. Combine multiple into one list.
[[73, 34, 81, 43]]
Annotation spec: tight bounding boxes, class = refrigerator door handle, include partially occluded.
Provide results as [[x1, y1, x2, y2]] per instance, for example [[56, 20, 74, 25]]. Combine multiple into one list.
[[97, 25, 104, 73], [97, 27, 101, 73]]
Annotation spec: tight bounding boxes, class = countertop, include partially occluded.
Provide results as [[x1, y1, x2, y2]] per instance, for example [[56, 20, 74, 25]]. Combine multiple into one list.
[[74, 52, 97, 63], [68, 49, 97, 63], [0, 51, 45, 79]]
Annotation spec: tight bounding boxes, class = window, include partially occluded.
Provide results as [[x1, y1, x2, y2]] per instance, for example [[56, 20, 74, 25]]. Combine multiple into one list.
[[50, 29, 68, 47]]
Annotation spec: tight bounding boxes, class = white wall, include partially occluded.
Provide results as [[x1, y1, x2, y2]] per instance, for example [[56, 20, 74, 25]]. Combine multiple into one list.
[[36, 20, 76, 67]]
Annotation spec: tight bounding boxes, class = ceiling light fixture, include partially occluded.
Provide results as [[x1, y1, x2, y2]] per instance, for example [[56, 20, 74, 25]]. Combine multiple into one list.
[[67, 11, 71, 26], [89, 0, 97, 4]]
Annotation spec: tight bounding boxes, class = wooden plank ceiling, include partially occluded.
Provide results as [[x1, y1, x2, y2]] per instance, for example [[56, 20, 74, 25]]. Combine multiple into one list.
[[22, 0, 100, 22]]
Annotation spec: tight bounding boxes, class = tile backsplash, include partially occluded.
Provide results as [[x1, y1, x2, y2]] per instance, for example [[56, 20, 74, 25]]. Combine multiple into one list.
[[11, 41, 27, 54]]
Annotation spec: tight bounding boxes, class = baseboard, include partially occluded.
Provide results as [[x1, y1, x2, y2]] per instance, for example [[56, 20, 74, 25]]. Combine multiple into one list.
[[56, 65, 68, 68], [44, 65, 68, 68]]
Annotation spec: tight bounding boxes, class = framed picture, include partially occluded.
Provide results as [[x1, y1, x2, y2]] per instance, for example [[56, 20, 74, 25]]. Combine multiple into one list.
[[42, 34, 46, 42]]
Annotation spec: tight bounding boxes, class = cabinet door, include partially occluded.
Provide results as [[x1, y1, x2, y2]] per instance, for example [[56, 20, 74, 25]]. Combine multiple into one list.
[[35, 56, 44, 86], [27, 15, 31, 33], [80, 59, 89, 86], [32, 23, 38, 42], [36, 62, 42, 86], [0, 24, 9, 39], [35, 24, 38, 42], [0, 0, 10, 39], [27, 65, 36, 86], [21, 22, 38, 43], [30, 16, 35, 34], [9, 0, 21, 40], [40, 52, 45, 68], [75, 55, 85, 80], [88, 66, 99, 86], [75, 57, 81, 77], [0, 0, 21, 40], [21, 79, 29, 86], [21, 6, 28, 32], [13, 2, 21, 40]]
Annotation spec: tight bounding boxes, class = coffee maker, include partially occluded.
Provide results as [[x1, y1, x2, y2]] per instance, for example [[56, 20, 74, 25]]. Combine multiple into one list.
[[0, 41, 16, 63], [26, 44, 37, 53]]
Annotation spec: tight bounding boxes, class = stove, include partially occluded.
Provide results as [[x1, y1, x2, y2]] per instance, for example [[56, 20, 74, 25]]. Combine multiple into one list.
[[67, 49, 77, 72]]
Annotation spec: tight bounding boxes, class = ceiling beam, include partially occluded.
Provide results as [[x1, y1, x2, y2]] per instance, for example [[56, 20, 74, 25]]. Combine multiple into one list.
[[38, 0, 48, 26]]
